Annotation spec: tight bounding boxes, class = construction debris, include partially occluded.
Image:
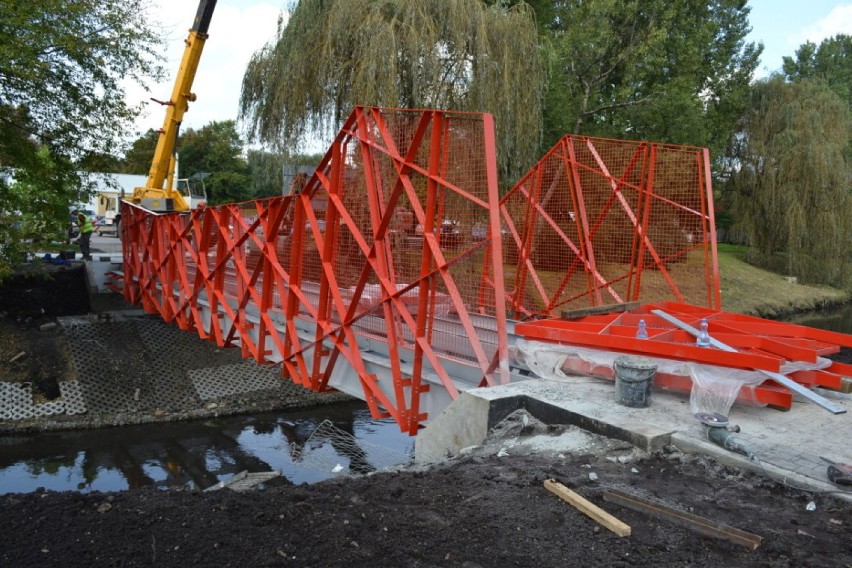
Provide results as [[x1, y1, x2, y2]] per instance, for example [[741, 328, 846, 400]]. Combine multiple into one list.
[[204, 470, 281, 492]]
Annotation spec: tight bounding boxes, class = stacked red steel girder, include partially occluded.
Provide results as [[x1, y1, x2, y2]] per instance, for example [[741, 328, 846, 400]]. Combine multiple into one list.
[[515, 301, 852, 410]]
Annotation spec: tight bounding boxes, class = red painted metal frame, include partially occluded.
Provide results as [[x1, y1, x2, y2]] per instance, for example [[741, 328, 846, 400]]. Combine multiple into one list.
[[121, 107, 508, 434], [497, 136, 720, 319], [559, 355, 794, 409], [515, 301, 851, 405], [120, 105, 822, 428]]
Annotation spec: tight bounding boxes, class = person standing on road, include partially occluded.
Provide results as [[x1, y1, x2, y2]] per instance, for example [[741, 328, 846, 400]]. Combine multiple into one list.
[[72, 208, 94, 260]]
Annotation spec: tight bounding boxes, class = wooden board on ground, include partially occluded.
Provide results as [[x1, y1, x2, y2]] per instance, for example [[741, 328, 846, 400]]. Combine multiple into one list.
[[544, 479, 631, 537], [602, 489, 762, 550]]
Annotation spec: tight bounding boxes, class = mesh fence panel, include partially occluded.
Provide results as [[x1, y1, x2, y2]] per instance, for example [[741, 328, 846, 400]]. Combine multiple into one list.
[[296, 109, 503, 367], [122, 107, 507, 433], [120, 108, 719, 433], [500, 135, 718, 319]]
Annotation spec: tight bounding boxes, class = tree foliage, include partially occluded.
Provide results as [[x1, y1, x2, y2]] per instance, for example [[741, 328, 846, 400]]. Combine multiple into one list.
[[0, 0, 162, 275], [121, 129, 160, 175], [177, 121, 252, 205], [239, 0, 545, 184], [538, 0, 760, 161], [783, 34, 852, 106], [727, 77, 851, 287], [0, 0, 162, 168], [0, 149, 79, 278]]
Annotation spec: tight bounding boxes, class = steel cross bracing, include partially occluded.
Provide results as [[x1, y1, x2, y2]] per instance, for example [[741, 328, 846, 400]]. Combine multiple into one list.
[[123, 107, 511, 434], [120, 107, 724, 434], [499, 135, 720, 320]]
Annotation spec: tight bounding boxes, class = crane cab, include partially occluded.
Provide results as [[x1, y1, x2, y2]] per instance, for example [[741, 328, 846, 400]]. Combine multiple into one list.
[[176, 178, 207, 210]]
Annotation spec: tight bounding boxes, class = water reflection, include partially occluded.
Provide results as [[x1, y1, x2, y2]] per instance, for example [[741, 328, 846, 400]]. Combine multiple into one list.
[[0, 401, 414, 495], [783, 303, 852, 335]]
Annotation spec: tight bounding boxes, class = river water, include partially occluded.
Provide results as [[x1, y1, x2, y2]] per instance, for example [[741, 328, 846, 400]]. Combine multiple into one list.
[[1, 304, 849, 495], [0, 401, 413, 495], [783, 302, 852, 334]]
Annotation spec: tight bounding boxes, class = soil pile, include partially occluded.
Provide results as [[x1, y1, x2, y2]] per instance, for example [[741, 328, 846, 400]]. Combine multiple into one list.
[[0, 262, 89, 318], [0, 433, 849, 567]]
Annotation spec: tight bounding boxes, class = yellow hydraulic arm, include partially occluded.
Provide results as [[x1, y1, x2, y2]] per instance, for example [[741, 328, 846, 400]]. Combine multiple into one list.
[[130, 0, 216, 212]]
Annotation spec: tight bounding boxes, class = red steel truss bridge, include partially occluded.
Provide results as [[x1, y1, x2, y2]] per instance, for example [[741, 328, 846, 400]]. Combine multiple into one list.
[[116, 106, 735, 434]]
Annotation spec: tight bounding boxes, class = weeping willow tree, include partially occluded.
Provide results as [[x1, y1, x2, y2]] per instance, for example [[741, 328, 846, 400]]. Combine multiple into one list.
[[239, 0, 545, 184], [728, 76, 852, 287]]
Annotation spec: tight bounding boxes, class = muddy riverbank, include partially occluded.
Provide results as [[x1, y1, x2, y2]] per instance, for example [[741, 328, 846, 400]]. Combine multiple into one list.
[[1, 414, 850, 567]]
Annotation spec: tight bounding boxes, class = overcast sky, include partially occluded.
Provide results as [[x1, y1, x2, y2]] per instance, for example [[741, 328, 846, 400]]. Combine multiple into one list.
[[126, 0, 284, 137], [126, 0, 852, 145]]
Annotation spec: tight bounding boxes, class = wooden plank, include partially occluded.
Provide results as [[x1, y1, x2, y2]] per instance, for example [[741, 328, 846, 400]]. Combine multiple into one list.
[[543, 479, 631, 537], [603, 489, 763, 550], [561, 301, 640, 320], [204, 470, 247, 492]]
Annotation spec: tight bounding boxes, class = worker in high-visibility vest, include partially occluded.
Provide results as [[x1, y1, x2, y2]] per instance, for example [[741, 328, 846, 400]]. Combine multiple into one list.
[[71, 208, 94, 260]]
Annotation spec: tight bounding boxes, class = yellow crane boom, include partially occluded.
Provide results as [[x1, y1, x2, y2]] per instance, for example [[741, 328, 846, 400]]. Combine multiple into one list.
[[130, 0, 216, 212]]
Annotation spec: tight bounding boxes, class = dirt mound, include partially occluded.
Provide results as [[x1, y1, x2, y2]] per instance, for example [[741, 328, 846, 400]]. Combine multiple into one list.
[[0, 442, 849, 567], [0, 262, 89, 318]]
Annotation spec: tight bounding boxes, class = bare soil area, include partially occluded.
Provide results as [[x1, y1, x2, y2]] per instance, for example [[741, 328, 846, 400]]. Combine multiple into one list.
[[0, 427, 850, 567]]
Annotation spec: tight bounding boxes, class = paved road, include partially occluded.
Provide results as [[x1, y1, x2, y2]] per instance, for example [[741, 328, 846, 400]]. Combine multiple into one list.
[[89, 231, 122, 254]]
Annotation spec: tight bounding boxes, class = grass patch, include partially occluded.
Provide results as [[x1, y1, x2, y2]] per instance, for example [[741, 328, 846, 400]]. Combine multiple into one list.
[[715, 243, 747, 254], [716, 248, 850, 317]]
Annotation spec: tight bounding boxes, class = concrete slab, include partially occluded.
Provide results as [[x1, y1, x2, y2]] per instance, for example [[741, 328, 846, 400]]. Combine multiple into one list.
[[416, 373, 852, 501]]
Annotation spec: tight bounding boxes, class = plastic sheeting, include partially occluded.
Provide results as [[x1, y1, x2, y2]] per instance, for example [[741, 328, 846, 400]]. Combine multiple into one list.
[[511, 339, 832, 417]]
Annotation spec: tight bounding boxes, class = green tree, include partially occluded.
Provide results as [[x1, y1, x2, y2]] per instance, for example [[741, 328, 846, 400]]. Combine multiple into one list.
[[538, 0, 760, 161], [0, 0, 162, 274], [0, 0, 162, 169], [239, 0, 545, 185], [728, 77, 851, 287], [783, 34, 852, 105], [0, 148, 80, 277], [178, 121, 252, 205], [122, 129, 160, 175], [247, 150, 285, 199]]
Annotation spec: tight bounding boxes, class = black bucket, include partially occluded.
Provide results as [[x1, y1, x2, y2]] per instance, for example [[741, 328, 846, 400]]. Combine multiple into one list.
[[614, 356, 656, 408]]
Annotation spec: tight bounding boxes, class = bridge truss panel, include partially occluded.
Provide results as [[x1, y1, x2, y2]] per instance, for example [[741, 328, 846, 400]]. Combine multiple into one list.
[[121, 107, 509, 434], [121, 110, 725, 435], [497, 136, 720, 320]]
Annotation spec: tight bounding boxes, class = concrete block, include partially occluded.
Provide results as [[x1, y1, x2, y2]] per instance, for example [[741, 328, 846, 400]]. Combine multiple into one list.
[[415, 391, 491, 462]]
